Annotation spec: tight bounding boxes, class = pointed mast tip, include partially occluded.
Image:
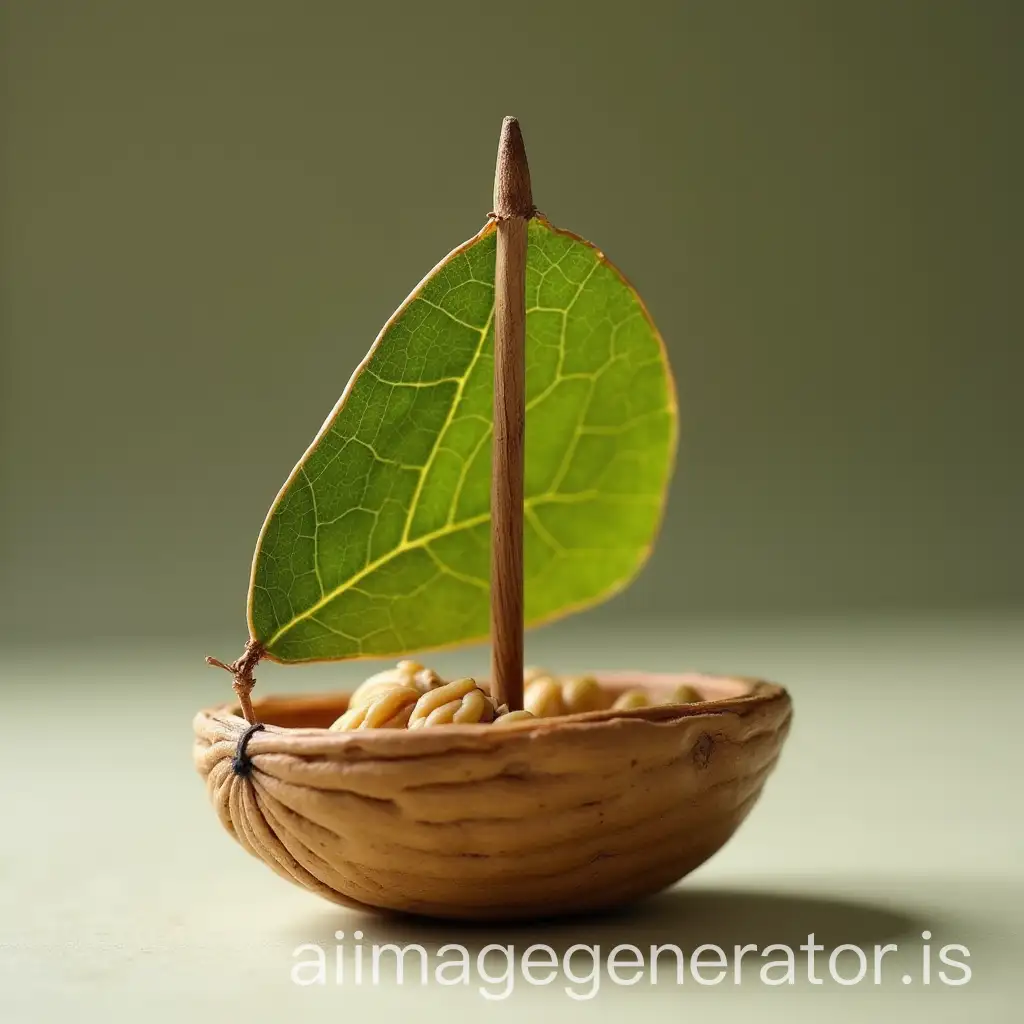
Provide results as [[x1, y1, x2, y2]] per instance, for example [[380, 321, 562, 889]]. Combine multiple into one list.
[[493, 116, 533, 220]]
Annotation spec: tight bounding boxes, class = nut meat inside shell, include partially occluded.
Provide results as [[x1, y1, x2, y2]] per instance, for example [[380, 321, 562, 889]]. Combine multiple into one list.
[[349, 660, 443, 709], [330, 685, 421, 730]]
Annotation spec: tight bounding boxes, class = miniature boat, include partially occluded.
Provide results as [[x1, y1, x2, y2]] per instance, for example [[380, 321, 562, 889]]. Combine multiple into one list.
[[194, 672, 790, 920], [194, 117, 792, 921]]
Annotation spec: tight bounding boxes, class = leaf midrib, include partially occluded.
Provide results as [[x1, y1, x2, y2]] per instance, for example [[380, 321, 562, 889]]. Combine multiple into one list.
[[265, 299, 496, 649], [399, 302, 495, 546], [263, 490, 623, 649]]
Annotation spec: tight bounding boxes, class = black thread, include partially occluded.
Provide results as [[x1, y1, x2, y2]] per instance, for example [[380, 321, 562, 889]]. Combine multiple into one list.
[[232, 722, 265, 777], [486, 205, 540, 223]]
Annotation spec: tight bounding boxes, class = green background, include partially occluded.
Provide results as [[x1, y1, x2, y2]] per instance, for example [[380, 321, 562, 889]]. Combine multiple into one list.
[[1, 0, 1021, 647]]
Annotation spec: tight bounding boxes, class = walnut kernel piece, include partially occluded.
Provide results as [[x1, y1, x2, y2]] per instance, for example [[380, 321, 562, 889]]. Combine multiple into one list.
[[408, 678, 496, 728], [493, 709, 537, 726], [330, 685, 421, 730], [561, 675, 607, 714], [612, 690, 651, 710], [667, 683, 703, 703], [349, 660, 443, 709], [524, 677, 566, 717]]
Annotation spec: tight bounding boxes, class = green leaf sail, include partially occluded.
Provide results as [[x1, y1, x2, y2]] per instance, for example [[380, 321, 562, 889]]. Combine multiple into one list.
[[248, 217, 677, 662]]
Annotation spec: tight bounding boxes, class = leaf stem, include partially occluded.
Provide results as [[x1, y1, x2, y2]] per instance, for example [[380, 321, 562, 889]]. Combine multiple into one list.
[[206, 638, 264, 724], [490, 116, 533, 713]]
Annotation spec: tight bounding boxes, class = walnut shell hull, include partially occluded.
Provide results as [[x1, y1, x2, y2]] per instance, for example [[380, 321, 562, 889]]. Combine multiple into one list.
[[193, 672, 791, 921]]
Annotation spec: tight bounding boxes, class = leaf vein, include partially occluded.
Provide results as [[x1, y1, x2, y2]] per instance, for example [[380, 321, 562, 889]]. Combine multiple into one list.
[[400, 303, 496, 545], [300, 467, 325, 598]]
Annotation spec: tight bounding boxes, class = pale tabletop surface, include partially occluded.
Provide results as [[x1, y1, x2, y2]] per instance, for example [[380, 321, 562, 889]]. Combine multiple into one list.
[[2, 613, 1021, 1022]]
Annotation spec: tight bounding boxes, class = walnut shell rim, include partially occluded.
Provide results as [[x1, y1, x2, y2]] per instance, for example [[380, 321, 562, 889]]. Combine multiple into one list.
[[193, 672, 792, 921]]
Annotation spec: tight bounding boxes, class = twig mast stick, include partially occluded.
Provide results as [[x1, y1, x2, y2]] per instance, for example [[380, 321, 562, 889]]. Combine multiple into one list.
[[490, 116, 533, 713]]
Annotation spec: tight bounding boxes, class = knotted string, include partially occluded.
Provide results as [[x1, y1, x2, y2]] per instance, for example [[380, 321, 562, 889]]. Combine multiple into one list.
[[232, 722, 265, 777]]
